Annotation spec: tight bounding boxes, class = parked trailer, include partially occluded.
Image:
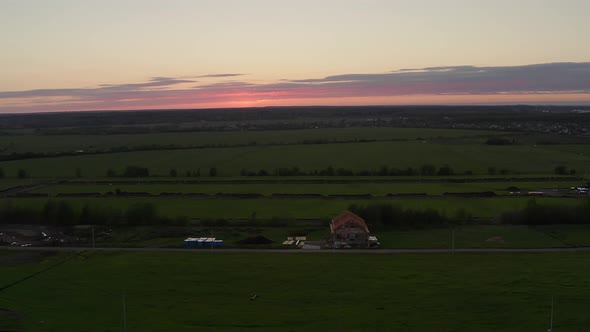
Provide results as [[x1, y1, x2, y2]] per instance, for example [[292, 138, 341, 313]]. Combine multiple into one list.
[[184, 238, 198, 247], [184, 237, 224, 247]]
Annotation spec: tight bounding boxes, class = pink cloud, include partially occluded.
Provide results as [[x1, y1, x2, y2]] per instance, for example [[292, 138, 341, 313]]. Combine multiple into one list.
[[1, 62, 590, 113]]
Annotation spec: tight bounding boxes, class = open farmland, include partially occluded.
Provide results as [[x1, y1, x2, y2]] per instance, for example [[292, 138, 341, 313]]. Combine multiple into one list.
[[1, 117, 589, 253], [2, 251, 590, 331], [1, 140, 590, 178], [0, 127, 503, 154]]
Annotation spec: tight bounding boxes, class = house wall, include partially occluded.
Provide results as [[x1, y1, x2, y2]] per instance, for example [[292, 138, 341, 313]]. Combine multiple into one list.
[[333, 226, 369, 246]]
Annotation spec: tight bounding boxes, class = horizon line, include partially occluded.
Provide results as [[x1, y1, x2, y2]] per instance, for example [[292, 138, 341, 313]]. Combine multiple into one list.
[[2, 103, 590, 116]]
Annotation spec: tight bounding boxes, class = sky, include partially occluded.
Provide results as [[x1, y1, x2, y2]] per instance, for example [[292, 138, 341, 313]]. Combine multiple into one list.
[[1, 0, 589, 113]]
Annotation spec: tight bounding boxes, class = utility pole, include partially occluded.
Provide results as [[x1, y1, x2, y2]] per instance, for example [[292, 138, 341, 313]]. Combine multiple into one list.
[[122, 293, 128, 332], [548, 296, 554, 332], [339, 300, 343, 332], [451, 229, 455, 254]]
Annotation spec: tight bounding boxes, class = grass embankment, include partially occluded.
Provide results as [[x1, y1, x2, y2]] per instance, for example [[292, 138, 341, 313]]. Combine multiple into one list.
[[1, 251, 590, 331]]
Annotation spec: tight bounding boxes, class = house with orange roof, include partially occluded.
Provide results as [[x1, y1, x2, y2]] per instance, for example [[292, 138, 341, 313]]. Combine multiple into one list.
[[329, 211, 379, 248]]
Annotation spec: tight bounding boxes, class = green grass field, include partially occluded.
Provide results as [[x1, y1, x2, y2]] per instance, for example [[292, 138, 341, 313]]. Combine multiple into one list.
[[3, 196, 582, 220], [29, 180, 579, 196], [1, 140, 589, 178], [1, 251, 590, 331], [376, 225, 585, 249], [0, 127, 504, 154]]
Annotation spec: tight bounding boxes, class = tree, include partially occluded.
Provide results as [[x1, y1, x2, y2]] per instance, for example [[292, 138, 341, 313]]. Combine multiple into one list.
[[57, 201, 76, 225], [209, 167, 217, 177], [554, 165, 567, 175], [169, 169, 178, 177], [17, 169, 28, 179], [126, 203, 158, 225], [437, 164, 454, 176], [420, 164, 436, 176], [324, 165, 335, 176], [0, 167, 4, 178], [106, 169, 116, 177], [75, 168, 83, 178], [123, 166, 149, 177]]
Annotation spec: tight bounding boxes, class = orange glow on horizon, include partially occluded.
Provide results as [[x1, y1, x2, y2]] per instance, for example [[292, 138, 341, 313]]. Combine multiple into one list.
[[151, 93, 590, 112]]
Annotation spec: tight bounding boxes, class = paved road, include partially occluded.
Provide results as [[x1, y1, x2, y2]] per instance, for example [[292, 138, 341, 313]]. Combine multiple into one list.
[[2, 246, 590, 254]]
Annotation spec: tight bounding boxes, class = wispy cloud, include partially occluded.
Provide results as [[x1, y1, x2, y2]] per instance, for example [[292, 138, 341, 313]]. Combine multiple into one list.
[[98, 77, 196, 89], [197, 73, 245, 78], [289, 62, 590, 94], [1, 62, 589, 112], [0, 77, 196, 99]]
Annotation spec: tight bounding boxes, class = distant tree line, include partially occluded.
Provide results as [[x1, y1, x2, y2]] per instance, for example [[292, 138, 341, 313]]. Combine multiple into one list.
[[105, 166, 215, 178], [0, 200, 188, 226], [0, 163, 577, 179], [106, 164, 458, 178], [240, 164, 458, 177]]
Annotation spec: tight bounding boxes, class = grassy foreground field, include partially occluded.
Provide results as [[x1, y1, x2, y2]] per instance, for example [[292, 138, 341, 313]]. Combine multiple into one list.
[[1, 251, 590, 331]]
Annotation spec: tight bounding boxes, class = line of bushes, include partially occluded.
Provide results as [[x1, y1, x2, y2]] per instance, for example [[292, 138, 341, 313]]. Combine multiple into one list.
[[348, 203, 472, 229], [0, 200, 188, 226], [240, 164, 459, 177], [349, 198, 590, 229], [500, 198, 590, 225]]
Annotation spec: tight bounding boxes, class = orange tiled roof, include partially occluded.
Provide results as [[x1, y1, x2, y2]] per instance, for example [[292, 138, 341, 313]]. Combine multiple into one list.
[[331, 211, 369, 233]]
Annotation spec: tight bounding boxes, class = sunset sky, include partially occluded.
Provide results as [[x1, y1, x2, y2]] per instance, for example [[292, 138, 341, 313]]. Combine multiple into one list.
[[1, 0, 589, 113]]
